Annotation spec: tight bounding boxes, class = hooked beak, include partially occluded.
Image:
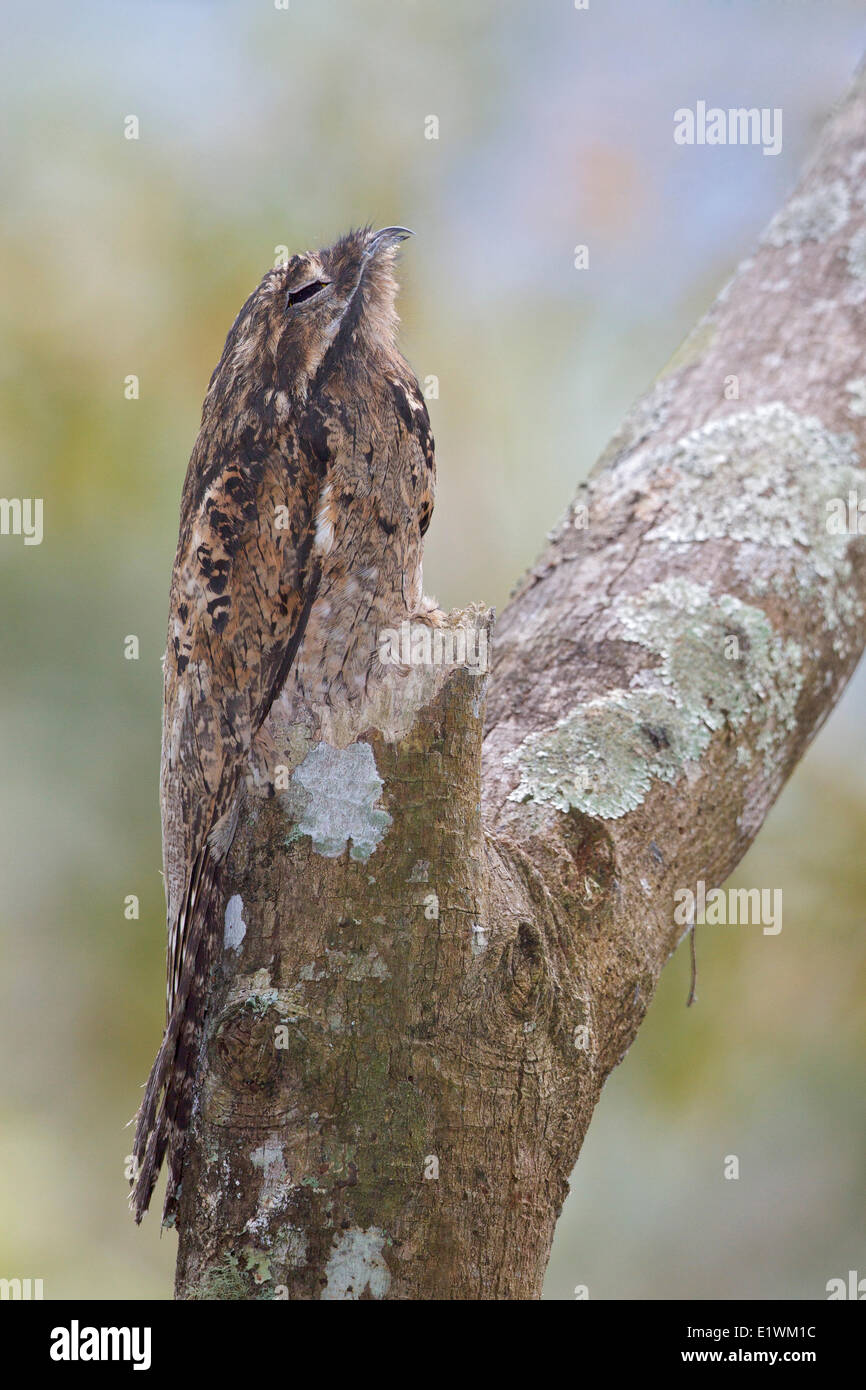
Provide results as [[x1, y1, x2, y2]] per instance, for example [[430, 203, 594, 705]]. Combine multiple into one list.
[[365, 226, 414, 256]]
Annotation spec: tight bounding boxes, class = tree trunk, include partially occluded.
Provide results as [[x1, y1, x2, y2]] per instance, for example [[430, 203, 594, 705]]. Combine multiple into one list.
[[174, 61, 866, 1299]]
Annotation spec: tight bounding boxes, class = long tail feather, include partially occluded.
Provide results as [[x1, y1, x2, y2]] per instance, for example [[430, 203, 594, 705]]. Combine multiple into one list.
[[130, 850, 220, 1223]]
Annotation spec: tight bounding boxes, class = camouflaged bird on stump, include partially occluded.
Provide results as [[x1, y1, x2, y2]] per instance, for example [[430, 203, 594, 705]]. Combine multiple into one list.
[[131, 226, 441, 1223]]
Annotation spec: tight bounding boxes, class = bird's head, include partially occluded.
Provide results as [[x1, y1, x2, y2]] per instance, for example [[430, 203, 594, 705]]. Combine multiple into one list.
[[204, 226, 413, 418]]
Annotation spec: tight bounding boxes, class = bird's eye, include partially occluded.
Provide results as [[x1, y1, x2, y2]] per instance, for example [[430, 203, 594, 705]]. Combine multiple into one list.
[[286, 279, 328, 308]]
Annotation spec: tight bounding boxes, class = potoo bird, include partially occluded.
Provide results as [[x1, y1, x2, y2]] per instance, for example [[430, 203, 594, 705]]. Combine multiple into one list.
[[131, 226, 436, 1222]]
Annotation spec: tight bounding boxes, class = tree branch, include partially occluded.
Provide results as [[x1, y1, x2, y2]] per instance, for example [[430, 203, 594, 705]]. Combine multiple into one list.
[[174, 62, 866, 1299]]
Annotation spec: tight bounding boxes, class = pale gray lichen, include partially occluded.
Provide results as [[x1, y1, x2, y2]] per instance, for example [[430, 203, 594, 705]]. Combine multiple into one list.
[[616, 374, 675, 446], [763, 179, 849, 247], [248, 1139, 289, 1217], [320, 1226, 391, 1301], [281, 740, 392, 861], [642, 403, 864, 647], [617, 579, 803, 764], [644, 404, 857, 548], [845, 226, 866, 279], [223, 894, 247, 953], [846, 378, 866, 418], [470, 921, 489, 956], [843, 226, 866, 304], [250, 1140, 284, 1173], [507, 578, 803, 820], [511, 406, 863, 822], [246, 1141, 292, 1241], [850, 149, 866, 205]]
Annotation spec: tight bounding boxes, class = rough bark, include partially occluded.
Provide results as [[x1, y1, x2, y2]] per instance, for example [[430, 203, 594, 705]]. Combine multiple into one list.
[[174, 64, 866, 1299]]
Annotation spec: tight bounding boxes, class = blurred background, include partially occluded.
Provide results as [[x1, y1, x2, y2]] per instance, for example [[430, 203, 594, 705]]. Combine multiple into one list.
[[0, 0, 864, 1300]]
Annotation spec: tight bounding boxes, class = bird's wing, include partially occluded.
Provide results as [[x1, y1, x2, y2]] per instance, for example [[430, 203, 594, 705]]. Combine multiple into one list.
[[391, 367, 436, 539], [132, 431, 325, 1221], [161, 435, 323, 1014]]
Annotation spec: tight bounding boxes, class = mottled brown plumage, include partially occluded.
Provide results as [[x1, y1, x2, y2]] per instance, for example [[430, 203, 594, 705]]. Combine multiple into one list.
[[131, 227, 435, 1222]]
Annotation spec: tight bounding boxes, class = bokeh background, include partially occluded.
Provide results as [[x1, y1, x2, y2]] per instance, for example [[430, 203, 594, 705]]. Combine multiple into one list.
[[1, 0, 864, 1300]]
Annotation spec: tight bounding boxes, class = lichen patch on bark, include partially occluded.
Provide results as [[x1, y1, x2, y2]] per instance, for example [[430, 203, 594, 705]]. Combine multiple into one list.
[[223, 894, 247, 952], [763, 178, 850, 246], [640, 404, 864, 650], [505, 578, 803, 819], [320, 1226, 392, 1301], [281, 740, 392, 861]]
